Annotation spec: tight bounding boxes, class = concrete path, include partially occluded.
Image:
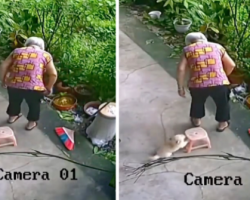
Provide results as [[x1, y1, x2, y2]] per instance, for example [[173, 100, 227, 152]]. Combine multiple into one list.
[[0, 89, 115, 199], [119, 22, 250, 200]]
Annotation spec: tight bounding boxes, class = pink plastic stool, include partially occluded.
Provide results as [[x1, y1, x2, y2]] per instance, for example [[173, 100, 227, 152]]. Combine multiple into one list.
[[185, 127, 211, 153], [0, 126, 17, 148]]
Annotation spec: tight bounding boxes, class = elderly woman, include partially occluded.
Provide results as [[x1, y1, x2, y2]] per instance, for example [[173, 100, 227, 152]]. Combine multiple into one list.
[[0, 37, 58, 130], [177, 32, 236, 132]]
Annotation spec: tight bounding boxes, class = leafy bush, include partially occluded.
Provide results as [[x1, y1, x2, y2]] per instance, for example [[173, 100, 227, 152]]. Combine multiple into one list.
[[127, 0, 250, 79], [0, 0, 116, 101]]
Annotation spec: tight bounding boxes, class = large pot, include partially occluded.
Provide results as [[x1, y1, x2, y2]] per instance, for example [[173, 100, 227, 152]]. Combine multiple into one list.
[[55, 81, 72, 93], [173, 18, 192, 33], [74, 84, 93, 101], [245, 95, 250, 109], [228, 69, 245, 85], [84, 101, 101, 116], [52, 94, 77, 111]]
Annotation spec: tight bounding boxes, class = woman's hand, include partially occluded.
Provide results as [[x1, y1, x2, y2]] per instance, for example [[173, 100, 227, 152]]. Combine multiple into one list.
[[44, 87, 52, 96], [1, 82, 7, 88], [177, 54, 188, 98], [1, 78, 7, 88], [178, 88, 185, 98]]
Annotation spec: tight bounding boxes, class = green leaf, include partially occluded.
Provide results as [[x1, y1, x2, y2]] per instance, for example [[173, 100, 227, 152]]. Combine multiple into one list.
[[183, 0, 188, 9], [209, 27, 219, 33], [109, 174, 115, 188], [176, 7, 179, 15], [146, 39, 154, 45], [93, 146, 99, 154], [163, 0, 170, 7], [19, 33, 28, 40]]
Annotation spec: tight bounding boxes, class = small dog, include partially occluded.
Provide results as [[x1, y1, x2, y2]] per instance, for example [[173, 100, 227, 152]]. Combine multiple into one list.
[[150, 134, 189, 160]]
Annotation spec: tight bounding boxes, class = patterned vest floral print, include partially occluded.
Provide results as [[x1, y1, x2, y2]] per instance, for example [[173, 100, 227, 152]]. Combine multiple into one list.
[[7, 47, 52, 91], [183, 42, 230, 88]]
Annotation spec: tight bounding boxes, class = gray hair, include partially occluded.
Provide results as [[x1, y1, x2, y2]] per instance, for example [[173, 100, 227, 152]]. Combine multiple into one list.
[[185, 32, 207, 46], [24, 37, 45, 50]]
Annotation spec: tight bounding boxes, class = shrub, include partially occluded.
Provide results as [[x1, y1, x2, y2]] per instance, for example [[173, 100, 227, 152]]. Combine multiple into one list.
[[0, 0, 116, 101]]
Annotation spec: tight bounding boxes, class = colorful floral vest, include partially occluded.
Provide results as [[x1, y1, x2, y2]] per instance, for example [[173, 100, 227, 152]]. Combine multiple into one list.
[[183, 42, 230, 88], [7, 47, 52, 91]]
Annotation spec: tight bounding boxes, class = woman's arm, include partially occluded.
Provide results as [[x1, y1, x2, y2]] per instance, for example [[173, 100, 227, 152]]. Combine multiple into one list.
[[0, 52, 13, 83], [45, 59, 58, 91], [177, 54, 188, 90], [222, 52, 236, 76]]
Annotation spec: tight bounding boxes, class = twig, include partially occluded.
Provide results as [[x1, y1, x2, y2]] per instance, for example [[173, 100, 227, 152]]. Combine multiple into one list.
[[228, 0, 239, 37], [237, 12, 250, 49], [130, 153, 248, 179], [42, 10, 46, 39], [36, 8, 46, 41], [235, 0, 238, 34], [0, 150, 113, 173], [47, 9, 64, 50]]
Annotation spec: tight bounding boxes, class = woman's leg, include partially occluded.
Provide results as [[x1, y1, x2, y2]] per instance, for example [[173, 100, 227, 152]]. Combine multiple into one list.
[[189, 87, 209, 126], [6, 87, 24, 123], [210, 85, 230, 131], [24, 90, 43, 130]]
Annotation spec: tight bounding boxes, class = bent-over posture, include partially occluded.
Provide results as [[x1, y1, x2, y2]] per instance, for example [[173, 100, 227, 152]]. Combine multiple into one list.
[[177, 32, 235, 132], [0, 37, 58, 130]]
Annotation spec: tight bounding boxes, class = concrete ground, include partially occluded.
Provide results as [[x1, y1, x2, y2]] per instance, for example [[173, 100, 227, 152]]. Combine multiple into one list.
[[0, 88, 115, 199], [119, 7, 250, 200]]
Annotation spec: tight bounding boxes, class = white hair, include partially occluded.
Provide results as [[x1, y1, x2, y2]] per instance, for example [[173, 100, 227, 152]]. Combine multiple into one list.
[[185, 32, 207, 46], [24, 37, 45, 50]]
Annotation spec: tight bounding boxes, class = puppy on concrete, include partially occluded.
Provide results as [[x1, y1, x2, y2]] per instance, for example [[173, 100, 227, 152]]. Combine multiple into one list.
[[150, 134, 189, 160]]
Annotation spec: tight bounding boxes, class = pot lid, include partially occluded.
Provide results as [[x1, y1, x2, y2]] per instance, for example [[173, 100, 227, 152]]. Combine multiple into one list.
[[99, 102, 116, 118]]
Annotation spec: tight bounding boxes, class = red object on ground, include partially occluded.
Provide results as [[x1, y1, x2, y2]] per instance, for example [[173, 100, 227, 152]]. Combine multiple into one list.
[[248, 129, 250, 135], [55, 127, 74, 151]]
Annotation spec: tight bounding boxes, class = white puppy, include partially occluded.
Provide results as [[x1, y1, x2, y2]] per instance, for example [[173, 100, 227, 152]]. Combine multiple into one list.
[[150, 134, 189, 160]]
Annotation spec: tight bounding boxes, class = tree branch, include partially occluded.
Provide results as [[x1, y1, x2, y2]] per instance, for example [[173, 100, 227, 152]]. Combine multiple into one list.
[[237, 12, 250, 49], [0, 150, 113, 173], [47, 9, 64, 50], [228, 0, 239, 37], [36, 8, 46, 41], [130, 153, 249, 179]]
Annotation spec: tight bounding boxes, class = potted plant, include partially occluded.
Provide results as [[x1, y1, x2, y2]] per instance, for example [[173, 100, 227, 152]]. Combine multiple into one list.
[[55, 81, 72, 93], [173, 14, 192, 33], [228, 68, 245, 85], [228, 59, 246, 85], [74, 84, 93, 101], [148, 11, 161, 19], [52, 93, 77, 111], [84, 101, 101, 116]]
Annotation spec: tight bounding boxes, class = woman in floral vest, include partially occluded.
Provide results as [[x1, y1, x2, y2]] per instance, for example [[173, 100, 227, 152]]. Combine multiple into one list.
[[0, 37, 58, 130], [177, 32, 235, 132]]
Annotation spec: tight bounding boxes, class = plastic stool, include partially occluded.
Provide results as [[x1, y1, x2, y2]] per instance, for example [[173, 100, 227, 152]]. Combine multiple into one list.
[[185, 127, 211, 153], [0, 126, 17, 148]]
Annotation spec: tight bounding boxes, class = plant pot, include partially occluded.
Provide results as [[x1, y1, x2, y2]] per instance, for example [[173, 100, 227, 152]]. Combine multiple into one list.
[[228, 69, 245, 85], [74, 84, 93, 101], [148, 11, 161, 19], [173, 18, 192, 33], [84, 101, 101, 116], [52, 94, 77, 111], [245, 95, 250, 109], [55, 81, 71, 93]]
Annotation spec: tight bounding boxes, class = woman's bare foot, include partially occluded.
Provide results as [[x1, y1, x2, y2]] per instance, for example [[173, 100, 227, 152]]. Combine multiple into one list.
[[216, 121, 230, 132], [25, 121, 38, 131], [191, 118, 201, 127], [7, 114, 22, 124]]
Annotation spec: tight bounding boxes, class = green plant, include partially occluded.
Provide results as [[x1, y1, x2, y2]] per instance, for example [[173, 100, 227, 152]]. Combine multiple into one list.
[[0, 0, 116, 101], [109, 174, 115, 188], [174, 14, 191, 25], [157, 0, 200, 19]]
